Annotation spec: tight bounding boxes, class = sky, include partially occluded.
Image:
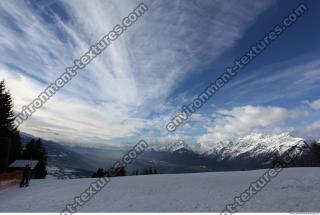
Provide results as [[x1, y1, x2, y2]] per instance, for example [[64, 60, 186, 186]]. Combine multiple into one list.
[[0, 0, 320, 149]]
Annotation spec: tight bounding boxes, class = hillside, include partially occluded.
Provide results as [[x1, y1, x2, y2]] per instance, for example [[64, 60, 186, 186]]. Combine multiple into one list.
[[0, 167, 320, 212]]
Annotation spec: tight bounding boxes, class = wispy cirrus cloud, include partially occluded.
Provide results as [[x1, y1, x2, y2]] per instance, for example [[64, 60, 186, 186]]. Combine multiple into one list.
[[220, 54, 320, 107], [0, 0, 274, 145]]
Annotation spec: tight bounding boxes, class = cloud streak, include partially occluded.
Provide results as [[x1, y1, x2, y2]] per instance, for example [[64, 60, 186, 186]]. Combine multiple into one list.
[[0, 0, 275, 145]]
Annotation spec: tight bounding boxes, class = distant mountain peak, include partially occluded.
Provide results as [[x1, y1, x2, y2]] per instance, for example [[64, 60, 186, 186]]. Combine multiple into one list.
[[150, 139, 190, 152], [195, 132, 306, 159]]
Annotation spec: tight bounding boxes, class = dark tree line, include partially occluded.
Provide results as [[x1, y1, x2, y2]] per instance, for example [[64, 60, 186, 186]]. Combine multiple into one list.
[[92, 166, 126, 178], [92, 166, 159, 178], [0, 80, 47, 178], [134, 167, 158, 175]]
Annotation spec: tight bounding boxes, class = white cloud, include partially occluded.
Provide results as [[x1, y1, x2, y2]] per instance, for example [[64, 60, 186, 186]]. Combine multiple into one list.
[[0, 0, 274, 145], [307, 121, 320, 133], [309, 99, 320, 110], [198, 105, 304, 144]]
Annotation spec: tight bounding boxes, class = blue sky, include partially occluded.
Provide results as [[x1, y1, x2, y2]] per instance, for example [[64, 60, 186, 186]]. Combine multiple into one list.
[[0, 0, 320, 148]]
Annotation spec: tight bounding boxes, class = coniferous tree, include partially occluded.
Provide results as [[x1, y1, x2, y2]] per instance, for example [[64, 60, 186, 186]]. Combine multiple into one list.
[[142, 168, 149, 175], [311, 141, 320, 163], [97, 168, 105, 177], [117, 166, 126, 176], [34, 138, 47, 178], [0, 80, 21, 172], [102, 166, 127, 177], [271, 156, 283, 168], [153, 169, 158, 174], [22, 138, 47, 179], [148, 167, 153, 175], [0, 80, 15, 134]]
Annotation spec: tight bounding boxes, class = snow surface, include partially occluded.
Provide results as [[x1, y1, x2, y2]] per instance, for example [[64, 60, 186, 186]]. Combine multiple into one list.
[[1, 167, 320, 212]]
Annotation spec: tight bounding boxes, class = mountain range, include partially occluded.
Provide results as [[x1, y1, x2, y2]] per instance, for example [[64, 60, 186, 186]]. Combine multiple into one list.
[[19, 132, 315, 178]]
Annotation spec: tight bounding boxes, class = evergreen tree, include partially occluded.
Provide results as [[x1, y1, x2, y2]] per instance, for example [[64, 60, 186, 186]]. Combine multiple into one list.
[[92, 168, 105, 178], [271, 156, 283, 168], [117, 166, 126, 176], [311, 141, 320, 163], [97, 168, 104, 177], [22, 138, 47, 179], [0, 80, 21, 172], [142, 168, 149, 175], [148, 167, 153, 175], [0, 80, 15, 133], [104, 166, 127, 177]]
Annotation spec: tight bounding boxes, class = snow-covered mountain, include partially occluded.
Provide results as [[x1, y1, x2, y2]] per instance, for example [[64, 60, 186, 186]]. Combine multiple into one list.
[[149, 132, 308, 159], [143, 132, 312, 172], [149, 140, 191, 152], [195, 132, 308, 160]]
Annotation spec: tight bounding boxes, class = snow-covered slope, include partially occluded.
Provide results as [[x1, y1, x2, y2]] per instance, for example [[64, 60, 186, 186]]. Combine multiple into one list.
[[195, 132, 307, 159], [1, 167, 320, 212]]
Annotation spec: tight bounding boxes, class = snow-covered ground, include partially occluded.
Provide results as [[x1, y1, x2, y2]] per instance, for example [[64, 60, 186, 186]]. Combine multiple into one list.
[[0, 167, 320, 212]]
